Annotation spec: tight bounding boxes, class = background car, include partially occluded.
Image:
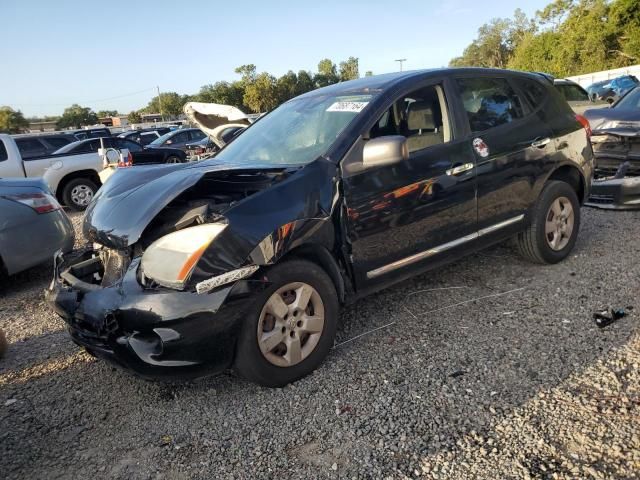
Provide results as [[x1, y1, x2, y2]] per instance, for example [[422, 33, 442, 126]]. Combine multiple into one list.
[[586, 75, 639, 104], [12, 134, 77, 159], [53, 137, 187, 164], [118, 128, 171, 146], [147, 128, 207, 151], [554, 79, 607, 114], [0, 178, 74, 278], [584, 85, 640, 130]]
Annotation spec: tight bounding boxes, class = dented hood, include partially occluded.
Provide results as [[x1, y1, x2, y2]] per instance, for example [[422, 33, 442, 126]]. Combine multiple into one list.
[[83, 160, 284, 249]]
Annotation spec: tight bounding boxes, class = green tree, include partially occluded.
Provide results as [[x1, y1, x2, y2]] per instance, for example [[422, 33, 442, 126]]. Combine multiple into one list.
[[295, 70, 315, 96], [144, 92, 185, 117], [197, 81, 245, 108], [127, 111, 142, 124], [365, 70, 374, 77], [339, 56, 360, 81], [235, 64, 257, 84], [97, 110, 118, 117], [314, 58, 339, 87], [243, 72, 279, 112], [276, 70, 299, 104], [56, 104, 98, 129], [0, 106, 29, 133]]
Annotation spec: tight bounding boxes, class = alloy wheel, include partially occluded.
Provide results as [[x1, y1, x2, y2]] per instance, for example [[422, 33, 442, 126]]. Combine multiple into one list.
[[545, 196, 574, 251], [257, 282, 325, 367]]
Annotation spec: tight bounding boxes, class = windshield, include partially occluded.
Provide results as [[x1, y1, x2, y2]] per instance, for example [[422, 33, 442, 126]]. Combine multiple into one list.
[[215, 93, 374, 165], [149, 131, 174, 146], [614, 87, 640, 109]]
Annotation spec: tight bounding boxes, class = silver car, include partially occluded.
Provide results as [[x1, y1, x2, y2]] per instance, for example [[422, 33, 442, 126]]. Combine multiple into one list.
[[0, 178, 74, 277]]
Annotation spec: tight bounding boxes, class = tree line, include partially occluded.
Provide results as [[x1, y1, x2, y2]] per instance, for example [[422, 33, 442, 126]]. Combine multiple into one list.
[[450, 0, 640, 77], [0, 57, 361, 133]]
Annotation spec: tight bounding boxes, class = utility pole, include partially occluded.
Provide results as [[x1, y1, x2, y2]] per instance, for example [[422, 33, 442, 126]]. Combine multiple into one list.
[[157, 85, 164, 122], [395, 58, 407, 72]]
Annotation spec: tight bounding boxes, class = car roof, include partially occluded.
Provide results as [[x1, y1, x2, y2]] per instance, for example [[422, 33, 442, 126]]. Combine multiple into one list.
[[294, 67, 549, 99]]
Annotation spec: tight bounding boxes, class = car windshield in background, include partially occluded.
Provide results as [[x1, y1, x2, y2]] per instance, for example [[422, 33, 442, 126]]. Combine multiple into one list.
[[149, 131, 174, 146], [215, 94, 374, 166], [613, 87, 640, 109], [557, 84, 589, 101]]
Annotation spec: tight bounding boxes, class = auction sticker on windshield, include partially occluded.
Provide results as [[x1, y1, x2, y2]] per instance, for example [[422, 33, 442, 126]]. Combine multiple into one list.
[[327, 101, 369, 113]]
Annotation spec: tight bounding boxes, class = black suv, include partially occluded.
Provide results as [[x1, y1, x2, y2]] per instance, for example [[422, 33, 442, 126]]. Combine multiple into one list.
[[47, 68, 594, 387]]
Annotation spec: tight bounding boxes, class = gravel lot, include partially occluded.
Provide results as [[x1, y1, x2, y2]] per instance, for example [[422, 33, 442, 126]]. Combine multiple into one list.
[[1, 207, 638, 479]]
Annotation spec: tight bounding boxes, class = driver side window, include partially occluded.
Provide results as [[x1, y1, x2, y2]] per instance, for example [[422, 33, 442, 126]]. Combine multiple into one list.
[[370, 84, 452, 154]]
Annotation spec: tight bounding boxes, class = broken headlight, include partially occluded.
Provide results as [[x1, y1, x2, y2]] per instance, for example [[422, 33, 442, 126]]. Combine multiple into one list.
[[140, 223, 227, 290]]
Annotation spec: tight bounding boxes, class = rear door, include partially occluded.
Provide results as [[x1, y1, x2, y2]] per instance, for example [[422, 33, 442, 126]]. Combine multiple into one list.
[[452, 74, 554, 233], [342, 79, 477, 289]]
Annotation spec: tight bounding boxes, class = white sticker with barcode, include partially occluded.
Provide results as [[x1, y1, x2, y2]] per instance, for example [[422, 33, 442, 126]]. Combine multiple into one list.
[[326, 101, 369, 113]]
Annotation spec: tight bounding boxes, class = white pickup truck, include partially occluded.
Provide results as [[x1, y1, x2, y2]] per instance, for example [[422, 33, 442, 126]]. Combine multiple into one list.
[[0, 133, 106, 211], [0, 134, 186, 210]]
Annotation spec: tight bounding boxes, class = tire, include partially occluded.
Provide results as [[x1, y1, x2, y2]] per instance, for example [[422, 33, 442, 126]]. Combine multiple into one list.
[[166, 155, 182, 164], [62, 178, 98, 211], [234, 259, 339, 387], [515, 180, 580, 264]]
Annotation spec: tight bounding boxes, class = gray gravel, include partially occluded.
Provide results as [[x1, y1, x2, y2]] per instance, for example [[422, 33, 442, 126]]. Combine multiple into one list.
[[0, 207, 638, 479]]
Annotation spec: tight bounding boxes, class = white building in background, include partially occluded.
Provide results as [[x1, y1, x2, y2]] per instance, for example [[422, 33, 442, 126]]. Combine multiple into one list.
[[567, 64, 640, 87]]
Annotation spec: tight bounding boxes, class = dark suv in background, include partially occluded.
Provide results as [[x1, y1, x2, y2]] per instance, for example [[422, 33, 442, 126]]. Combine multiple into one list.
[[48, 68, 593, 387], [13, 134, 77, 159]]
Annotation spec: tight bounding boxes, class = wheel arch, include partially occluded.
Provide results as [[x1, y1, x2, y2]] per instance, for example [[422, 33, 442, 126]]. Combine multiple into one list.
[[55, 170, 102, 202], [281, 244, 347, 304], [545, 164, 586, 204]]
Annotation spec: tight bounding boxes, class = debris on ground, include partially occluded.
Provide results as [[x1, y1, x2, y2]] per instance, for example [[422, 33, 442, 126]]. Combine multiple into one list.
[[593, 307, 628, 328]]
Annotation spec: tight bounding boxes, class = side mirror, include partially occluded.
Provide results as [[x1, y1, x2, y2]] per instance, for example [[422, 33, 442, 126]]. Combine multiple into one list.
[[362, 135, 408, 168]]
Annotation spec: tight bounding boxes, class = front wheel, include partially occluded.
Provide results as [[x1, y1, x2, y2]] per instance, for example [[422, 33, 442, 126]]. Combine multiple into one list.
[[62, 178, 98, 211], [515, 180, 581, 264], [234, 259, 339, 387]]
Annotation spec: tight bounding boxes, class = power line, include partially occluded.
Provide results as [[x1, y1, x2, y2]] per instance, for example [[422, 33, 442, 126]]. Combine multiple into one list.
[[3, 87, 157, 107]]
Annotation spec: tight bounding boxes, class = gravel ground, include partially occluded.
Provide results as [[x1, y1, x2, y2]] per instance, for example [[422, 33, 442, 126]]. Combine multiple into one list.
[[0, 207, 638, 479]]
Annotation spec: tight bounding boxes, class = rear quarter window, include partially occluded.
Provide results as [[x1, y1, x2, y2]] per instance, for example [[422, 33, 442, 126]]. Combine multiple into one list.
[[516, 78, 549, 108], [0, 140, 7, 161]]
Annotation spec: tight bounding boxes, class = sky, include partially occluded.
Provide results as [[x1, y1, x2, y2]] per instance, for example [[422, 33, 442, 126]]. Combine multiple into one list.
[[0, 0, 550, 117]]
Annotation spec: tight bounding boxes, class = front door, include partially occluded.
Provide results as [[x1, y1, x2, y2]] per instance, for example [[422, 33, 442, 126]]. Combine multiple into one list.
[[342, 81, 477, 290]]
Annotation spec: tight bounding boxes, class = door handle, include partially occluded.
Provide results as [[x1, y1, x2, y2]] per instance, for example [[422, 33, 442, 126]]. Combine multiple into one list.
[[531, 137, 551, 149], [446, 162, 474, 176]]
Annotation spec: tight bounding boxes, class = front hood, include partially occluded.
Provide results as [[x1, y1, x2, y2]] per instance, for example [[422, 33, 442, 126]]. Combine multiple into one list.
[[83, 160, 289, 249], [183, 102, 251, 137]]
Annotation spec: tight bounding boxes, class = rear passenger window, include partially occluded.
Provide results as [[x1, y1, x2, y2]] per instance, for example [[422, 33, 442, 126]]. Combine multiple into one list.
[[0, 140, 7, 161], [16, 138, 47, 159], [456, 78, 525, 133]]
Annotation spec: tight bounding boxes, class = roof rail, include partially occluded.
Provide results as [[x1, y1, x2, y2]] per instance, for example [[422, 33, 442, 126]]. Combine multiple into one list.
[[533, 72, 555, 84]]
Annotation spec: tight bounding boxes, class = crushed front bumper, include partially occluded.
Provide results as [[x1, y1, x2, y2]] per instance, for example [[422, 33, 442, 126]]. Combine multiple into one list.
[[45, 248, 259, 380], [585, 176, 640, 210]]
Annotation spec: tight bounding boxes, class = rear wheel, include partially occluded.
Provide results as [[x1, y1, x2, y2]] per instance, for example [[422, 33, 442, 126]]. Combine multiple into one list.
[[234, 259, 338, 387], [166, 155, 182, 164], [515, 180, 580, 264], [62, 178, 98, 211]]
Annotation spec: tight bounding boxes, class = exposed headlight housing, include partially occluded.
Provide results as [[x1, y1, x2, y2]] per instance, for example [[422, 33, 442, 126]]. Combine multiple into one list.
[[141, 223, 227, 290]]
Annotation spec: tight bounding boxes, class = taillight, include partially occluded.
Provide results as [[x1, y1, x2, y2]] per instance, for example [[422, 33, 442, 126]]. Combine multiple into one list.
[[576, 114, 592, 138], [118, 152, 133, 168], [3, 192, 61, 214]]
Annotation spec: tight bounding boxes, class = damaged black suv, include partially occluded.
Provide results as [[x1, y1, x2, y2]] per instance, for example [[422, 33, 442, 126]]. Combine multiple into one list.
[[47, 69, 594, 387]]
